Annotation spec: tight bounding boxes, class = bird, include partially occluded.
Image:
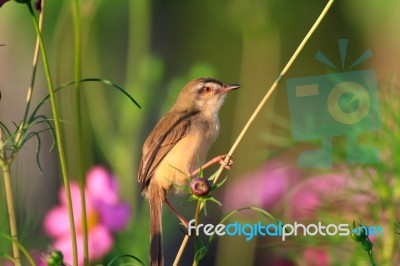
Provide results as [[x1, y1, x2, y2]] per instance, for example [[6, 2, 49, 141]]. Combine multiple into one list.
[[137, 77, 240, 266]]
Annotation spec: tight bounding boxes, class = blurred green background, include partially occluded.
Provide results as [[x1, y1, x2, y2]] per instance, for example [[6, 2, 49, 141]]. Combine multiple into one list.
[[1, 0, 399, 265]]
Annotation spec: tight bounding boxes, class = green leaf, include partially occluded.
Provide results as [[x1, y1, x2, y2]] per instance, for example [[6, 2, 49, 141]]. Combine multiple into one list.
[[29, 78, 141, 122], [194, 242, 209, 262], [106, 254, 145, 266], [0, 232, 37, 266]]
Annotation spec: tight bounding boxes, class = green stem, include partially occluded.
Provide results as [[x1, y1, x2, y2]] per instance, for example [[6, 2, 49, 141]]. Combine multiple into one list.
[[192, 201, 202, 266], [27, 3, 78, 266], [0, 4, 46, 265], [0, 129, 20, 266], [173, 0, 335, 262], [2, 166, 20, 266], [0, 232, 38, 266], [72, 0, 89, 264], [368, 250, 376, 266], [15, 3, 44, 147]]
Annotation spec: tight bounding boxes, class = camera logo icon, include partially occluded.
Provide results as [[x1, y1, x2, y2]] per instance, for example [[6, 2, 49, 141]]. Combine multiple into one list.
[[286, 39, 381, 168]]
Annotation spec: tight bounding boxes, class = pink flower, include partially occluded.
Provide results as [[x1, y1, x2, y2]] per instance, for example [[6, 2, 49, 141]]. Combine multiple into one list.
[[302, 248, 330, 266], [224, 160, 301, 212], [223, 159, 375, 265], [224, 159, 356, 219], [44, 166, 131, 266]]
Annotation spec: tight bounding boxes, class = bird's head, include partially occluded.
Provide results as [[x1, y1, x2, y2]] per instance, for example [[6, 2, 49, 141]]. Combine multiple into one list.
[[174, 77, 240, 117]]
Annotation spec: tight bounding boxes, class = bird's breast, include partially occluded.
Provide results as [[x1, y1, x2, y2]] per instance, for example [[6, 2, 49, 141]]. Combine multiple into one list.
[[153, 120, 219, 193]]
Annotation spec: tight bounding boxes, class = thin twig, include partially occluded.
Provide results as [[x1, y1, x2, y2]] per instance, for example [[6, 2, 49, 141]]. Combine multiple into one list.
[[173, 236, 190, 266], [172, 0, 335, 264]]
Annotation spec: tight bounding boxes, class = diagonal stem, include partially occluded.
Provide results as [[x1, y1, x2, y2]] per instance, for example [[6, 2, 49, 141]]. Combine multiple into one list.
[[215, 0, 336, 184], [27, 2, 78, 265], [173, 0, 336, 264]]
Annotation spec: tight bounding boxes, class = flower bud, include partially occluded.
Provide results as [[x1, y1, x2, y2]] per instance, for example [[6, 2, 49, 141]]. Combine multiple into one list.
[[190, 177, 211, 197], [362, 239, 373, 252], [350, 230, 363, 243], [42, 249, 64, 266], [350, 221, 367, 243]]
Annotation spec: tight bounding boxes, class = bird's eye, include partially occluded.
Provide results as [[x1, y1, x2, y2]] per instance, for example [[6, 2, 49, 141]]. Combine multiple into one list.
[[202, 86, 213, 93]]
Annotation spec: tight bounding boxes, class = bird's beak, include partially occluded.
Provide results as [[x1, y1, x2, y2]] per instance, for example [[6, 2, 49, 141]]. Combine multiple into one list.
[[219, 84, 241, 93]]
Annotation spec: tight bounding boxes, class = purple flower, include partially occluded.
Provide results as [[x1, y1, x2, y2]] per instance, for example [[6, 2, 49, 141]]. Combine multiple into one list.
[[44, 166, 131, 266]]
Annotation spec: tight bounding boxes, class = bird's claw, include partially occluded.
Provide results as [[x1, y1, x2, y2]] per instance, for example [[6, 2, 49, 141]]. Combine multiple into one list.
[[218, 155, 233, 170]]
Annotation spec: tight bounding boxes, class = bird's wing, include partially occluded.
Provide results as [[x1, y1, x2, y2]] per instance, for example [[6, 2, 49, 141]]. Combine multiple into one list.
[[138, 111, 198, 190]]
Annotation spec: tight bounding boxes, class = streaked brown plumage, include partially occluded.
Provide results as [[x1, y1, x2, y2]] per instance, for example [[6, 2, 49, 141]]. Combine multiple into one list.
[[138, 77, 240, 266]]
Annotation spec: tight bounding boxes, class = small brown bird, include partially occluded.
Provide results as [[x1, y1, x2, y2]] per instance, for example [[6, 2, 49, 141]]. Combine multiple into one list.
[[138, 77, 240, 266]]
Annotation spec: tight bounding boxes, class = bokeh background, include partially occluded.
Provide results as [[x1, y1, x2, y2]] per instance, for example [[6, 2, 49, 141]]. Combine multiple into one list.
[[1, 0, 399, 265]]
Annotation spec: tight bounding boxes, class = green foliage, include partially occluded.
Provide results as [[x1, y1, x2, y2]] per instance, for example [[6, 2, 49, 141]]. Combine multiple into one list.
[[0, 233, 37, 266], [106, 254, 145, 266]]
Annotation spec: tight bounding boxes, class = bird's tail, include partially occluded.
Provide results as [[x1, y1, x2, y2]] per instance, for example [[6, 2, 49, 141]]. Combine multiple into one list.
[[149, 184, 164, 266]]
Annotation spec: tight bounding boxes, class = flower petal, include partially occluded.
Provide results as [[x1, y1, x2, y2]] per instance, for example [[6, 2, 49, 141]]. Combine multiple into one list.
[[86, 166, 118, 204], [224, 160, 299, 210], [53, 227, 113, 266], [59, 182, 94, 221], [96, 201, 131, 231], [44, 206, 74, 238], [88, 225, 114, 260], [53, 233, 85, 266]]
